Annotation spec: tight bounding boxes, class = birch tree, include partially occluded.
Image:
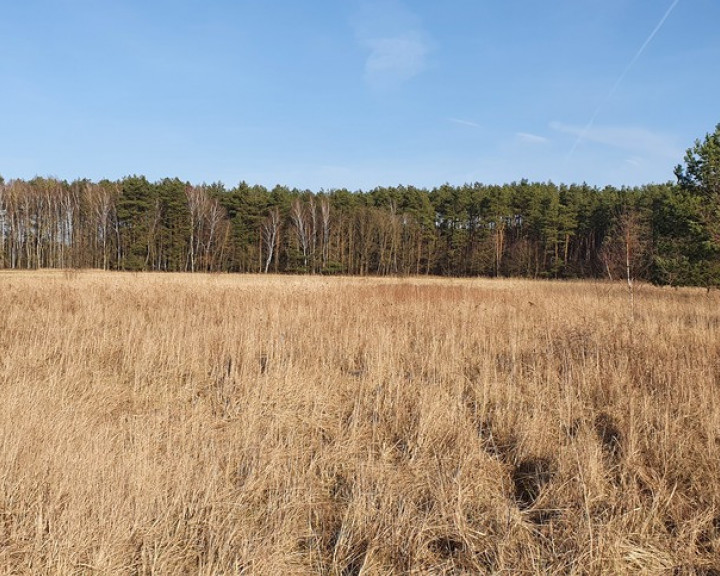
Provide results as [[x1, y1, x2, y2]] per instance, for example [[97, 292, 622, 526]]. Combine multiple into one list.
[[320, 196, 330, 271], [290, 197, 310, 271], [262, 207, 281, 273]]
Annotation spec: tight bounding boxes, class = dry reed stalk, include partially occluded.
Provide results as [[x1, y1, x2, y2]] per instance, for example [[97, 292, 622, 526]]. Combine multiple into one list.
[[0, 271, 719, 574]]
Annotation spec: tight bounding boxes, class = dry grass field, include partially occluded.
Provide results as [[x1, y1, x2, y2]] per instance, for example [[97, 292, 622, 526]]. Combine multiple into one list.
[[1, 271, 720, 575]]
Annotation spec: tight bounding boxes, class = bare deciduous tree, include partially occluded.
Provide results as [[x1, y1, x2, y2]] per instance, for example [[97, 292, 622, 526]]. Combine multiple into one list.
[[290, 198, 310, 271], [185, 185, 205, 273], [320, 197, 330, 271], [0, 179, 6, 267], [262, 207, 281, 273], [601, 207, 649, 323]]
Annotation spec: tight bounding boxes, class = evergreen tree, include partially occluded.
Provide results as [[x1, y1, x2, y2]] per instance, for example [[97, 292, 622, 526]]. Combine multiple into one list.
[[116, 176, 156, 270], [672, 124, 720, 285]]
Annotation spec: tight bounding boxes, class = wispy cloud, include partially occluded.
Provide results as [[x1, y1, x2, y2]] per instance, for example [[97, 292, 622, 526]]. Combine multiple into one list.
[[550, 121, 682, 160], [449, 118, 481, 129], [354, 0, 431, 90], [516, 132, 549, 145], [364, 33, 428, 87]]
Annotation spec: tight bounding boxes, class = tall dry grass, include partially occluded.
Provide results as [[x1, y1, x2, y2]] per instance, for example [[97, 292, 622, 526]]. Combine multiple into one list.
[[0, 271, 719, 575]]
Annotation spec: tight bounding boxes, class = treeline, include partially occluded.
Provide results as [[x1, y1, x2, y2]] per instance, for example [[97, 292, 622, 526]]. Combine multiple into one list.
[[1, 123, 718, 285], [0, 174, 715, 286]]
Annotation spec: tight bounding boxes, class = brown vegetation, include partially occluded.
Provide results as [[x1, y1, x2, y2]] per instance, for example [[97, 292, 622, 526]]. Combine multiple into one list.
[[1, 271, 719, 574]]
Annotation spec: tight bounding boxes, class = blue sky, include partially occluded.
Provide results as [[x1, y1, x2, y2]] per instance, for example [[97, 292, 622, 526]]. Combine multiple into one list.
[[1, 0, 718, 190]]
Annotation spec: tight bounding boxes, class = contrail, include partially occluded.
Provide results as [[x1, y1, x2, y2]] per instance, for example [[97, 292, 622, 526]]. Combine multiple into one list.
[[567, 0, 681, 159]]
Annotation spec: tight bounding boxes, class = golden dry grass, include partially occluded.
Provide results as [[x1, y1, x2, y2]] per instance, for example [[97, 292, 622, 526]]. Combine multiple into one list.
[[1, 271, 719, 575]]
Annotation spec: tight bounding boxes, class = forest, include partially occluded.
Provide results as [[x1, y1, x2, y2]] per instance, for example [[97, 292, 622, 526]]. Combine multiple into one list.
[[1, 124, 718, 286]]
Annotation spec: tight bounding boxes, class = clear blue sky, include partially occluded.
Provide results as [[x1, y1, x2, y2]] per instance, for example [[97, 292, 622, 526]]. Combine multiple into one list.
[[1, 0, 717, 190]]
